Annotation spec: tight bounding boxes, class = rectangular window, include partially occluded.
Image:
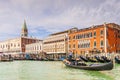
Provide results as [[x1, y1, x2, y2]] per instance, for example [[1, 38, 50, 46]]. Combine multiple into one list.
[[94, 32, 96, 37], [94, 41, 96, 48], [100, 40, 104, 47], [101, 30, 103, 35], [88, 43, 90, 48], [79, 35, 80, 39], [78, 44, 81, 48], [11, 43, 13, 47], [90, 32, 92, 37], [73, 44, 75, 48]]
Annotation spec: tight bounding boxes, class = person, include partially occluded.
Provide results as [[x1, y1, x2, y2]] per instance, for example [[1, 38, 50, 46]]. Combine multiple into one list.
[[68, 51, 73, 61]]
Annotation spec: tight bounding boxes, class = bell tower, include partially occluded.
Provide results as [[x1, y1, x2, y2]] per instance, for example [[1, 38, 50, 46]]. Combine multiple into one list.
[[21, 20, 28, 37]]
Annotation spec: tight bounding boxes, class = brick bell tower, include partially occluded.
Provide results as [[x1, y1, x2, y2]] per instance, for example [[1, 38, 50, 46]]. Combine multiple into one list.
[[21, 20, 28, 37]]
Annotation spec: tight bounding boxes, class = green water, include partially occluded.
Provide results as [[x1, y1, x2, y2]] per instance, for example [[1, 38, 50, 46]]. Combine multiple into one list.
[[0, 61, 120, 80]]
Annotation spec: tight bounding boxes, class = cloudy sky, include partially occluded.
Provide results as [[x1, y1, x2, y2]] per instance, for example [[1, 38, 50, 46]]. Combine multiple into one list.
[[0, 0, 120, 41]]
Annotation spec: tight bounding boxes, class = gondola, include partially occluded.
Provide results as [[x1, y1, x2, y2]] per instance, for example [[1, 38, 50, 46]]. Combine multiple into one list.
[[101, 56, 111, 62], [95, 56, 105, 63], [79, 56, 89, 62], [115, 56, 120, 64], [63, 59, 113, 71], [86, 57, 97, 62]]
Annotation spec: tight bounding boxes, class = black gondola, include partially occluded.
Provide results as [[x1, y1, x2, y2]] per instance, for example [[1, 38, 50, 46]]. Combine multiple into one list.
[[79, 56, 89, 62], [86, 57, 97, 62], [101, 56, 111, 62], [63, 59, 113, 71], [95, 56, 105, 63], [115, 56, 120, 64]]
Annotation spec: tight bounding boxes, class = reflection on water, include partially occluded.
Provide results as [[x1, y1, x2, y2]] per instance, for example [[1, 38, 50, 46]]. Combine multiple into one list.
[[0, 61, 120, 80]]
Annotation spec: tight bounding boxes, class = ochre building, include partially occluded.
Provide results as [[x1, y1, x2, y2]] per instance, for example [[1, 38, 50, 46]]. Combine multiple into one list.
[[68, 23, 120, 57]]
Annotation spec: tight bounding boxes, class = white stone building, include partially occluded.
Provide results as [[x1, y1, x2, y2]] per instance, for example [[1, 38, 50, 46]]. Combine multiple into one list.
[[26, 41, 43, 54], [0, 38, 21, 53], [43, 30, 69, 59]]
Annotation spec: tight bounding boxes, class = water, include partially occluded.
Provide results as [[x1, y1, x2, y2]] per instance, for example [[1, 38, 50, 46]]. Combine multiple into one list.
[[0, 61, 120, 80]]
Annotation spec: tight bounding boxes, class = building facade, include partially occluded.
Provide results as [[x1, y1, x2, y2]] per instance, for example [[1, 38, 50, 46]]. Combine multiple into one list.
[[0, 37, 40, 53], [68, 23, 120, 57], [0, 38, 21, 53], [26, 41, 43, 54], [43, 30, 69, 59]]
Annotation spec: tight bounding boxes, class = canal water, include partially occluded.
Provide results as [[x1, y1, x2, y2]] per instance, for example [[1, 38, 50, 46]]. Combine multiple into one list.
[[0, 61, 120, 80]]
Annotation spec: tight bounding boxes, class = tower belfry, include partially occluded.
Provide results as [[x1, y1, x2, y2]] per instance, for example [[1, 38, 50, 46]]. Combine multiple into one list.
[[21, 20, 28, 37]]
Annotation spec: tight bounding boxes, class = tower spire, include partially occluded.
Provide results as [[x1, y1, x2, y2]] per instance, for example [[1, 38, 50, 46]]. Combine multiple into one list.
[[21, 20, 28, 37]]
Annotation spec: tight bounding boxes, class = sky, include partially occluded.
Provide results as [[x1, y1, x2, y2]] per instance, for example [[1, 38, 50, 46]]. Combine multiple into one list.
[[0, 0, 120, 41]]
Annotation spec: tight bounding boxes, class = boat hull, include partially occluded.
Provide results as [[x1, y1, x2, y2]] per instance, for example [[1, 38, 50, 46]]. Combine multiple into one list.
[[63, 60, 113, 71]]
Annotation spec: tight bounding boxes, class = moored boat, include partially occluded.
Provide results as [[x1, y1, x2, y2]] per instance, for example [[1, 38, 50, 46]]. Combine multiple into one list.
[[115, 56, 120, 64], [63, 59, 113, 71], [95, 56, 105, 63], [0, 54, 13, 62], [86, 56, 97, 62], [79, 56, 89, 62], [101, 56, 111, 62]]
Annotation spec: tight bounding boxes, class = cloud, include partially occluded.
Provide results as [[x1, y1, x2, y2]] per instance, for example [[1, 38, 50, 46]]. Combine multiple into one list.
[[0, 0, 120, 41]]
